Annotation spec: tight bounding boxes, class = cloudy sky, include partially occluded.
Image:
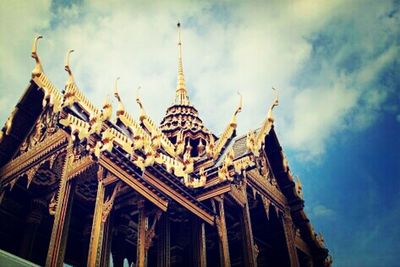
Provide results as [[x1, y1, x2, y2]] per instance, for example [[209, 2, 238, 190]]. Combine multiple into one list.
[[0, 0, 399, 266]]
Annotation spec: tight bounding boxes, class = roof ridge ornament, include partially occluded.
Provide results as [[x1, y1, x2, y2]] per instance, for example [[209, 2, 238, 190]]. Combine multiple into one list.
[[211, 91, 243, 160], [248, 87, 280, 157], [231, 92, 243, 126], [136, 86, 146, 121], [175, 22, 190, 105], [267, 87, 279, 122], [64, 49, 75, 86], [102, 94, 112, 121], [31, 35, 43, 78], [114, 77, 125, 116]]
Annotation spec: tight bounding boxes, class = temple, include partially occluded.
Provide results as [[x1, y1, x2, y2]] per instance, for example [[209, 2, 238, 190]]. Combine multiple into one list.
[[0, 25, 331, 267]]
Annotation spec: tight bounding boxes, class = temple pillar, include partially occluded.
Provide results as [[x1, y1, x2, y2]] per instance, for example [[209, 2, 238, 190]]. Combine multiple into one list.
[[87, 167, 106, 267], [240, 194, 257, 267], [100, 218, 112, 267], [282, 212, 300, 267], [192, 217, 207, 267], [215, 197, 230, 267], [136, 200, 148, 267], [46, 152, 75, 267], [157, 214, 170, 267], [19, 198, 47, 260]]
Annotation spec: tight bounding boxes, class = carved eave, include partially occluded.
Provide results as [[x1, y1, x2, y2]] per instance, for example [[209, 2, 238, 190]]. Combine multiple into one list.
[[59, 113, 91, 141], [264, 127, 330, 261], [0, 130, 68, 187]]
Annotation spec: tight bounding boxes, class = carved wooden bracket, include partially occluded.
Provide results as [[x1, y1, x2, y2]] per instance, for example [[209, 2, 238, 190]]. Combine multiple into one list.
[[145, 210, 162, 250], [49, 193, 57, 216], [261, 195, 271, 220], [26, 164, 41, 189], [101, 182, 122, 223]]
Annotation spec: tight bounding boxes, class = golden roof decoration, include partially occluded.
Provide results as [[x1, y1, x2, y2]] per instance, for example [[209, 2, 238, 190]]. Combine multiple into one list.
[[30, 36, 63, 112], [114, 77, 125, 116], [64, 49, 75, 87], [31, 35, 43, 78], [212, 92, 243, 160]]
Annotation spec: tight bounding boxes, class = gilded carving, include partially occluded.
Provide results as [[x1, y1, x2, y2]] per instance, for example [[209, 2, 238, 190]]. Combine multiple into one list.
[[26, 164, 40, 188], [261, 195, 271, 220], [295, 176, 304, 199], [213, 92, 242, 159], [101, 182, 122, 222], [31, 35, 43, 78], [49, 193, 57, 216], [186, 167, 206, 188], [145, 210, 162, 250], [20, 107, 58, 155], [283, 212, 300, 267]]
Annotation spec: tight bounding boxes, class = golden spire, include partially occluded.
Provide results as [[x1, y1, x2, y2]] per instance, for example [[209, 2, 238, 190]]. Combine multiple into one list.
[[175, 22, 190, 105]]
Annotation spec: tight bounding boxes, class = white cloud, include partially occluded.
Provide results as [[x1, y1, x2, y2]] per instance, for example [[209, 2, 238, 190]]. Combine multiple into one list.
[[312, 204, 335, 218], [0, 0, 397, 162]]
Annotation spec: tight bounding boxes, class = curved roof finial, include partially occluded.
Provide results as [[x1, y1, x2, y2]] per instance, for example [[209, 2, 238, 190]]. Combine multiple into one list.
[[136, 86, 146, 120], [31, 35, 43, 77], [114, 77, 121, 101], [229, 91, 243, 128], [113, 77, 125, 116], [175, 22, 190, 105], [64, 49, 75, 86], [234, 92, 243, 116], [267, 87, 279, 122]]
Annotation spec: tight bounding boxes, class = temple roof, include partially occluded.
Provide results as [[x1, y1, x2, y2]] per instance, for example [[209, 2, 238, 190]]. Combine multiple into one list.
[[0, 33, 331, 264]]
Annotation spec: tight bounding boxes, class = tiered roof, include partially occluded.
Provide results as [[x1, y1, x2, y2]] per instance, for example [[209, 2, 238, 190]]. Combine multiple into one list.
[[0, 25, 330, 265]]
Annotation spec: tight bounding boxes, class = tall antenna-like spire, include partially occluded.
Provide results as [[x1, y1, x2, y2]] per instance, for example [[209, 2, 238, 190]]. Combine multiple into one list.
[[175, 22, 190, 105]]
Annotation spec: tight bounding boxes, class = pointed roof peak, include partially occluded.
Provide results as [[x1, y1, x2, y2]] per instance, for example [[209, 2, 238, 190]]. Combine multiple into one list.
[[175, 22, 190, 106]]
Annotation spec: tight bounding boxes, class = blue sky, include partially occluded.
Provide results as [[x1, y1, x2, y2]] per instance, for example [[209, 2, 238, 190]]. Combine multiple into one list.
[[0, 1, 399, 266]]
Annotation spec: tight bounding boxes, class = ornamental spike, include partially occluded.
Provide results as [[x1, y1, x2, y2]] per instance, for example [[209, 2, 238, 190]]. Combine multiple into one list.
[[267, 87, 279, 122], [64, 49, 75, 86], [175, 22, 190, 105], [31, 35, 43, 77]]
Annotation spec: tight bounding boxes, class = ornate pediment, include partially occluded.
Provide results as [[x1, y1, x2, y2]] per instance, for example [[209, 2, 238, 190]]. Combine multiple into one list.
[[17, 106, 59, 157]]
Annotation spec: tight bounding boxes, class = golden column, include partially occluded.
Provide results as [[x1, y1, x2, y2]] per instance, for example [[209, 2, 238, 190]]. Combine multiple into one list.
[[136, 199, 148, 267], [282, 211, 300, 267], [46, 144, 75, 267], [240, 182, 257, 267], [87, 167, 106, 266], [215, 197, 231, 267]]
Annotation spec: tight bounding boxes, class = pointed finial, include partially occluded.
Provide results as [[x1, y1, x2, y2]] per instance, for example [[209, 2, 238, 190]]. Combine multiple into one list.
[[113, 77, 125, 116], [102, 94, 112, 121], [114, 77, 121, 101], [31, 35, 43, 77], [175, 21, 190, 105], [267, 87, 279, 122], [136, 86, 146, 121], [235, 92, 243, 116], [229, 92, 243, 127], [64, 49, 75, 86]]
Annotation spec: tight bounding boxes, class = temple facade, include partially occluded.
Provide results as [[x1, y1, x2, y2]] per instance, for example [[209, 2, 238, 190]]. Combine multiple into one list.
[[0, 25, 331, 267]]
